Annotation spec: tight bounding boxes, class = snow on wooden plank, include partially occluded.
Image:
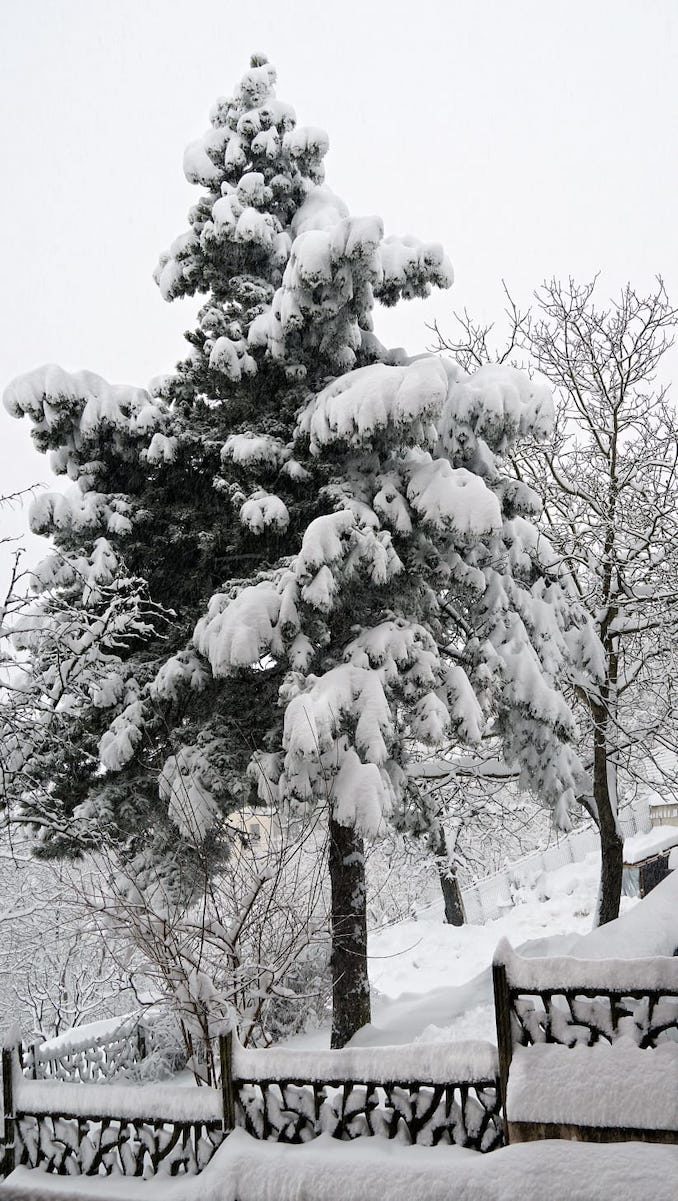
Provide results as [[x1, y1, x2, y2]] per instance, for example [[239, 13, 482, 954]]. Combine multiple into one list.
[[232, 1037, 498, 1084], [15, 1078, 221, 1123], [623, 825, 678, 866], [506, 1041, 678, 1130], [494, 937, 678, 993]]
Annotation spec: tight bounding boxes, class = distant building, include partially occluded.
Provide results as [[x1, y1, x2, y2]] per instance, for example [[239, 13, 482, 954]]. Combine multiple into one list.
[[622, 825, 678, 898], [649, 798, 678, 828]]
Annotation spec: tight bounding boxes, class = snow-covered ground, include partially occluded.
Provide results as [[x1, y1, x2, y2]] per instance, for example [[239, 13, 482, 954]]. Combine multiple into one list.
[[288, 851, 677, 1049], [7, 1131, 677, 1201], [370, 852, 611, 999]]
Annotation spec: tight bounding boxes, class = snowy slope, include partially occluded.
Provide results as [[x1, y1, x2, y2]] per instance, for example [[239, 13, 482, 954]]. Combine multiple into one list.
[[288, 855, 677, 1049]]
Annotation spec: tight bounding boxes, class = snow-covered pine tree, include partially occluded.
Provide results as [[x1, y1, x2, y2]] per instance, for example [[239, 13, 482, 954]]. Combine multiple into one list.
[[3, 56, 452, 1034], [4, 56, 595, 1045]]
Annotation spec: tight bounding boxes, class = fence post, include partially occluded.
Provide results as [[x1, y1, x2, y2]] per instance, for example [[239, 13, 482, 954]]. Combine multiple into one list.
[[492, 960, 512, 1139], [1, 1045, 16, 1177], [219, 1031, 235, 1133], [30, 1037, 43, 1081]]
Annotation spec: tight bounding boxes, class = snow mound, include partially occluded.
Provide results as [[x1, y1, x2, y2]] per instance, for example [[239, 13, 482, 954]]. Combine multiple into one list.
[[8, 1131, 675, 1201]]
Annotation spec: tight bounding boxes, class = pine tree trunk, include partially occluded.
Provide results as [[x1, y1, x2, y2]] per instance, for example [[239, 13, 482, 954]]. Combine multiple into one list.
[[593, 712, 624, 926], [328, 816, 371, 1048], [435, 827, 466, 926]]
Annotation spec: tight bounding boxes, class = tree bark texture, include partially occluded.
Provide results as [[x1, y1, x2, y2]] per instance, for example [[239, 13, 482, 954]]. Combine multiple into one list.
[[328, 816, 371, 1048], [592, 710, 624, 926], [435, 826, 466, 926]]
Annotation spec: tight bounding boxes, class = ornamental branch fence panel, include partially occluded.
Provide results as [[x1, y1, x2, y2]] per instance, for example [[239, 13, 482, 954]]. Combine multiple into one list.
[[491, 943, 678, 1145], [229, 1036, 503, 1150], [1, 1041, 225, 1180], [24, 1016, 154, 1084], [0, 1034, 504, 1181]]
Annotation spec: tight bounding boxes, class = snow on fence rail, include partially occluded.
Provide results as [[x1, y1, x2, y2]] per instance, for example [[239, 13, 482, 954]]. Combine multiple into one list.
[[494, 938, 678, 996], [0, 1033, 504, 1180], [232, 1039, 498, 1085]]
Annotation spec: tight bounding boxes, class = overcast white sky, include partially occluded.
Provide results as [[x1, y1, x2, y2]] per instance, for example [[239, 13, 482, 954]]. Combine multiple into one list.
[[1, 0, 676, 575]]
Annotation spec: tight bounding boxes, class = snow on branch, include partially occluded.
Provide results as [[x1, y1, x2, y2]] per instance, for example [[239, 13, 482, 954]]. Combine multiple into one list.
[[298, 358, 448, 453]]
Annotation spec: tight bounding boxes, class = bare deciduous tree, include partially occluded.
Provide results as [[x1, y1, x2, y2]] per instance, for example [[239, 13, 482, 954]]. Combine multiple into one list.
[[82, 802, 331, 1083], [432, 277, 678, 924], [0, 840, 138, 1040]]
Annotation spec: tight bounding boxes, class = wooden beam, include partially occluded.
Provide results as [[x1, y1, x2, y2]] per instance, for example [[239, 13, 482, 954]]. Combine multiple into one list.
[[1, 1046, 16, 1177], [219, 1031, 235, 1133], [492, 960, 512, 1140]]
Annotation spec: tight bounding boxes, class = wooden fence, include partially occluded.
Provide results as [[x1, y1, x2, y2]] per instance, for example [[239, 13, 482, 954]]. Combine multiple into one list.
[[0, 1034, 503, 1180], [3, 938, 675, 1181], [23, 1016, 154, 1084], [229, 1040, 502, 1149], [1, 1047, 13, 1179], [492, 942, 678, 1144]]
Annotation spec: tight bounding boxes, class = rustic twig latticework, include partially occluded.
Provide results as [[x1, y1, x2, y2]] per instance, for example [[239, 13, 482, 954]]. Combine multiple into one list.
[[228, 1035, 503, 1149], [492, 940, 678, 1145], [14, 1111, 225, 1176], [0, 1034, 504, 1179], [1, 1043, 227, 1180], [233, 1074, 502, 1149], [24, 1020, 152, 1084]]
